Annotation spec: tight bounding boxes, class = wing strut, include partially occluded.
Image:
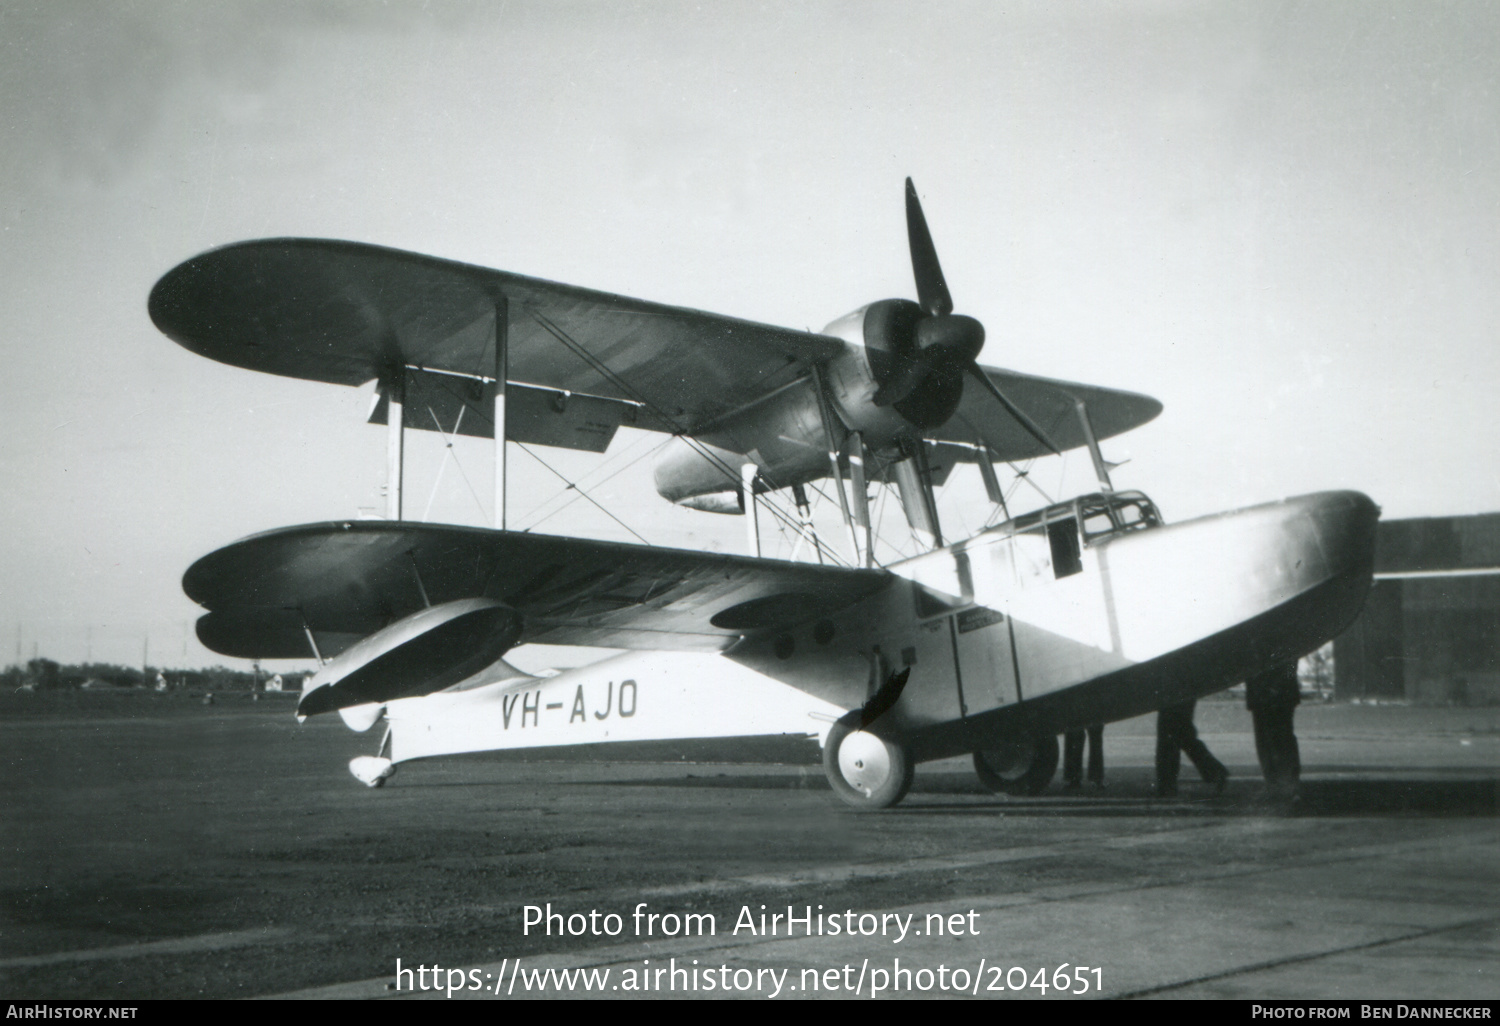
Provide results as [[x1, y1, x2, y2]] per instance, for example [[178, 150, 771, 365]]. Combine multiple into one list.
[[407, 551, 432, 608], [889, 440, 943, 550], [493, 298, 510, 530], [383, 369, 405, 521], [812, 364, 861, 565], [742, 463, 761, 557], [1073, 398, 1114, 494], [848, 432, 874, 568], [300, 617, 327, 665], [976, 443, 1011, 521], [791, 484, 823, 564]]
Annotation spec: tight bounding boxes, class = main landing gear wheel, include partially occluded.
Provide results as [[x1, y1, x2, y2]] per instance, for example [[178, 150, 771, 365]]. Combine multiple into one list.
[[822, 714, 914, 810], [973, 734, 1059, 796]]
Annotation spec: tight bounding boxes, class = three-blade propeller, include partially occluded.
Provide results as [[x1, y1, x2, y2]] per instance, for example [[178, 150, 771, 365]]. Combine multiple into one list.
[[875, 178, 1060, 457]]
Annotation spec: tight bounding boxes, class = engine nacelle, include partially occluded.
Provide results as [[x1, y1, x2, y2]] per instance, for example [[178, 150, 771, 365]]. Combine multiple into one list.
[[653, 439, 754, 512], [823, 299, 974, 431], [652, 300, 972, 509]]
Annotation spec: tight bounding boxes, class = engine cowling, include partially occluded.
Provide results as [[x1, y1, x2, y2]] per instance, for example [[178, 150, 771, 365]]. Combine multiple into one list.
[[652, 300, 979, 510], [844, 299, 982, 430]]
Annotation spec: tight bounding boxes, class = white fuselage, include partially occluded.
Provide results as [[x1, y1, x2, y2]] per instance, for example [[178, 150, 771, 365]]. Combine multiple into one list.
[[385, 650, 843, 764], [380, 490, 1376, 768]]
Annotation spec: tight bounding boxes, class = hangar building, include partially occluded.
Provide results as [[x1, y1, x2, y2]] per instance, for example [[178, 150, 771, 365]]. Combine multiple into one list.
[[1334, 512, 1500, 705]]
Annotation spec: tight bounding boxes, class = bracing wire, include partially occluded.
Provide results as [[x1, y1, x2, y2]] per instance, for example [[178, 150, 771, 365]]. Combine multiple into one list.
[[401, 358, 659, 533], [404, 350, 767, 550], [514, 441, 653, 546], [871, 478, 900, 562], [786, 482, 825, 564], [422, 405, 489, 522], [513, 432, 671, 531], [529, 310, 849, 567], [1009, 459, 1054, 507], [420, 405, 460, 522]]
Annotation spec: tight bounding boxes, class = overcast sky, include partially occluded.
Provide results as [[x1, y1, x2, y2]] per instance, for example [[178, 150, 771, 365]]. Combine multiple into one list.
[[1, 1, 1495, 669]]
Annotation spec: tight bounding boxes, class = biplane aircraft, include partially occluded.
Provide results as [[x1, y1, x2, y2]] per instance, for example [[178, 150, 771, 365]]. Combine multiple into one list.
[[149, 180, 1378, 808]]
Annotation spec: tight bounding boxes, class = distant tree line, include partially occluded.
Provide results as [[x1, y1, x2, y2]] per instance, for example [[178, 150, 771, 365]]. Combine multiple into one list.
[[3, 659, 291, 692]]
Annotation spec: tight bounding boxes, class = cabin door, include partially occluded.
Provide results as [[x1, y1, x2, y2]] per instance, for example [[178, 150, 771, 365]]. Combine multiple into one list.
[[952, 606, 1020, 715]]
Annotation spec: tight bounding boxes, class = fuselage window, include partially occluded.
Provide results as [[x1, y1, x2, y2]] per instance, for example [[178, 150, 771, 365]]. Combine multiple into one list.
[[1047, 517, 1083, 578], [1083, 509, 1116, 537]]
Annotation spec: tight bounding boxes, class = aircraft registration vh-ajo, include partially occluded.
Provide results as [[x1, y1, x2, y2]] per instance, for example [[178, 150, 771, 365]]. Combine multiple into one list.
[[149, 180, 1378, 808]]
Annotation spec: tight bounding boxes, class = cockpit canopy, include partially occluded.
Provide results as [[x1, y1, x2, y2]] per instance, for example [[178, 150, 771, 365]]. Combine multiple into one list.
[[1008, 489, 1158, 537], [1002, 491, 1163, 544], [1077, 491, 1163, 540], [989, 491, 1162, 579]]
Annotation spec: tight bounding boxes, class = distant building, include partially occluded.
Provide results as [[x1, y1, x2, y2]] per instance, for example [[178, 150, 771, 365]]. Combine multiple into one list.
[[1335, 512, 1500, 704]]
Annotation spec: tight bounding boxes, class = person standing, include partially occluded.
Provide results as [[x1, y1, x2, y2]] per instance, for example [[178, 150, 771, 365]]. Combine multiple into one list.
[[1062, 724, 1105, 791], [1245, 661, 1302, 801], [1155, 701, 1228, 797]]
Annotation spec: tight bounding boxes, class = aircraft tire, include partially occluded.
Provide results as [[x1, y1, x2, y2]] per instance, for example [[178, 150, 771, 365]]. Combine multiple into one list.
[[972, 734, 1059, 796], [822, 714, 913, 810]]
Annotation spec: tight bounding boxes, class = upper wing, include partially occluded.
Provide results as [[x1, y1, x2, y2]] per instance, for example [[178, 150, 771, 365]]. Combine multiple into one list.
[[185, 521, 890, 659], [933, 366, 1162, 460], [149, 238, 843, 445]]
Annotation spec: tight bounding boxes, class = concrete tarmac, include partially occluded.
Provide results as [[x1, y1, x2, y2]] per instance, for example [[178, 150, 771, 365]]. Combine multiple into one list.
[[1, 692, 1495, 1000]]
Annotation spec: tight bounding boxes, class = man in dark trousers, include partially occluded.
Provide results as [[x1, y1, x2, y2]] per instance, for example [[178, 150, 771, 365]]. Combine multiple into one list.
[[1062, 724, 1104, 791], [1156, 701, 1229, 797], [1245, 661, 1302, 801]]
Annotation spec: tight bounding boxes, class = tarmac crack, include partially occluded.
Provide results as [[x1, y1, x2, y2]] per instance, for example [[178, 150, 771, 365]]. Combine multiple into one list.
[[1114, 914, 1500, 999], [0, 927, 299, 970]]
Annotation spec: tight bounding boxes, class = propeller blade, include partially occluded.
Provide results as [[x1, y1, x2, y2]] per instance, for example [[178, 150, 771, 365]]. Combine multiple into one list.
[[965, 364, 1062, 457], [905, 178, 953, 317]]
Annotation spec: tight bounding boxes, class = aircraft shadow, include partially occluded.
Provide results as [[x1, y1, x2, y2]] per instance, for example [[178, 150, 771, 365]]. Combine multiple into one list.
[[574, 770, 1497, 818]]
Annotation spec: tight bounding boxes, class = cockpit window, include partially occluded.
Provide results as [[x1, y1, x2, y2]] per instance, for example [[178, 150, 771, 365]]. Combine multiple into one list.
[[1081, 493, 1162, 540], [1001, 491, 1162, 549], [1082, 506, 1116, 537]]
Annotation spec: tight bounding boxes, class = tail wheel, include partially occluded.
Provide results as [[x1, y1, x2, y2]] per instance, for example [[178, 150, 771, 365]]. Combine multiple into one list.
[[822, 713, 914, 810], [973, 734, 1059, 796]]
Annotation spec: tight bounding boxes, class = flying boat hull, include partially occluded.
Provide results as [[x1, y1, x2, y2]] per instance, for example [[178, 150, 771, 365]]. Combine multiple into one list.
[[729, 490, 1377, 762], [355, 489, 1374, 790]]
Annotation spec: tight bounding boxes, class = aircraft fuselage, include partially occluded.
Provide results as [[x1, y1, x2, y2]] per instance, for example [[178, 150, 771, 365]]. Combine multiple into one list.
[[381, 489, 1377, 782]]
